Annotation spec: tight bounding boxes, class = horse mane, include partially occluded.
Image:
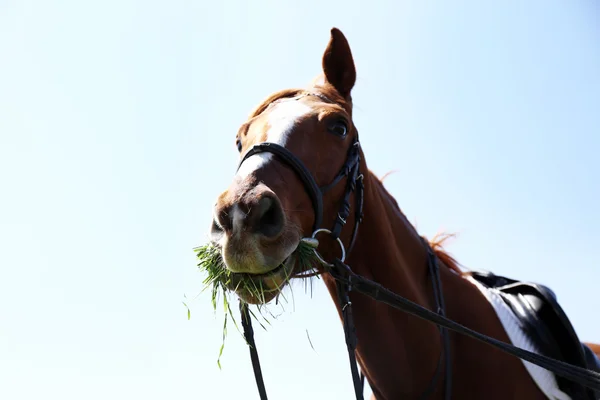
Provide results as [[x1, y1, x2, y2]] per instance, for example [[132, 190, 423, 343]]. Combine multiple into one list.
[[372, 171, 465, 276], [427, 232, 465, 275]]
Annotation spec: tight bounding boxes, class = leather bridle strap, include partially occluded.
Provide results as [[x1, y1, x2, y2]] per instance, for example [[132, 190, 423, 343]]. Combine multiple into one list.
[[239, 302, 268, 399], [324, 141, 362, 242], [421, 238, 452, 400], [335, 274, 364, 400], [238, 142, 324, 232]]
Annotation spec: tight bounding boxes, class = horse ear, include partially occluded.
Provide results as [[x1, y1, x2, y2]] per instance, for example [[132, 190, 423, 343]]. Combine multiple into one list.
[[321, 28, 356, 99]]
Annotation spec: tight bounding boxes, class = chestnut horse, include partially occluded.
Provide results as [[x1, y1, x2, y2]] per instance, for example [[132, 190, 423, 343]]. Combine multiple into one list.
[[208, 28, 600, 399]]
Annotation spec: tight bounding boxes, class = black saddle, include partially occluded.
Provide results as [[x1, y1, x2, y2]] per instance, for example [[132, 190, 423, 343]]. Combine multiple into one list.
[[470, 270, 600, 400]]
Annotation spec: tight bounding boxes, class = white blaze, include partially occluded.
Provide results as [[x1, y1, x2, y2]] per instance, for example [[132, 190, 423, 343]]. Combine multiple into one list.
[[236, 100, 312, 179]]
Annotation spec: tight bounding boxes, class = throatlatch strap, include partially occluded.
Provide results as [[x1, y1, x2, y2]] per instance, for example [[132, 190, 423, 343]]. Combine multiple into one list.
[[240, 302, 268, 400]]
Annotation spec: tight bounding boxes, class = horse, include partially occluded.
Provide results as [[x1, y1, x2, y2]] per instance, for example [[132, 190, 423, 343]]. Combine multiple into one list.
[[207, 27, 600, 399]]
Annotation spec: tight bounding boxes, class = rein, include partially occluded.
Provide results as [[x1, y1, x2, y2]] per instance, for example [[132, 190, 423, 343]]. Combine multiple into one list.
[[232, 91, 600, 398], [326, 259, 600, 393]]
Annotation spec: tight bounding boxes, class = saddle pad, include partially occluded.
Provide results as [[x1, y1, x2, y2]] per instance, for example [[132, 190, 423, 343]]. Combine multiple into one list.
[[466, 275, 571, 400]]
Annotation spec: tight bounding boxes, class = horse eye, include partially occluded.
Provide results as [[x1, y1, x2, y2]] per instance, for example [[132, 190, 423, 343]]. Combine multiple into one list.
[[236, 137, 242, 152], [329, 121, 348, 138]]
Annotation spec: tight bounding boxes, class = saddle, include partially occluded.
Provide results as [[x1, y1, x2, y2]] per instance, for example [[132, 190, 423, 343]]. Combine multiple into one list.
[[469, 271, 600, 400]]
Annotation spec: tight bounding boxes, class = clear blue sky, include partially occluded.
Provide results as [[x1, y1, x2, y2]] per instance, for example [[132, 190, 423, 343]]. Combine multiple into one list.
[[1, 1, 598, 399]]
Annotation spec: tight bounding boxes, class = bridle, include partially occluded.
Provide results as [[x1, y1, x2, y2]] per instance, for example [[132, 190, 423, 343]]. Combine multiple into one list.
[[233, 92, 600, 399], [235, 91, 452, 400]]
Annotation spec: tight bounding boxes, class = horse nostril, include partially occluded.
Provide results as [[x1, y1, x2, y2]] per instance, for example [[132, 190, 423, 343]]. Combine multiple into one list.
[[211, 218, 224, 234], [212, 205, 232, 234], [254, 195, 285, 238]]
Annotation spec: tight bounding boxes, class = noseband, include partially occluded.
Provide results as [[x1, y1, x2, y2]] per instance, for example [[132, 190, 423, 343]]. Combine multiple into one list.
[[235, 92, 451, 400]]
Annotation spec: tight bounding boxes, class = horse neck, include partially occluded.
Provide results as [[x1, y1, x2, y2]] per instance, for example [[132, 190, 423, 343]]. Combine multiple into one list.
[[318, 167, 548, 399], [321, 170, 450, 398]]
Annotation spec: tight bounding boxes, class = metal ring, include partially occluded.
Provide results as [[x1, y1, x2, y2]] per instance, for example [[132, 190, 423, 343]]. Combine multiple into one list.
[[310, 228, 346, 267]]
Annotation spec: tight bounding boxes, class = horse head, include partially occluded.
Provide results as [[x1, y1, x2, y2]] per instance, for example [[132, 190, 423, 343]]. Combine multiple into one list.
[[209, 28, 362, 304]]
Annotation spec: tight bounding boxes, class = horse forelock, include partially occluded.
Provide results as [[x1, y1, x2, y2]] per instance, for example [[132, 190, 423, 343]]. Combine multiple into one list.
[[248, 88, 305, 119], [246, 80, 352, 129]]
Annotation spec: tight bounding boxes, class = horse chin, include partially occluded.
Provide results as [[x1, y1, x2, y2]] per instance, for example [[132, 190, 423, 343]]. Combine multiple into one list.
[[223, 252, 298, 305]]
